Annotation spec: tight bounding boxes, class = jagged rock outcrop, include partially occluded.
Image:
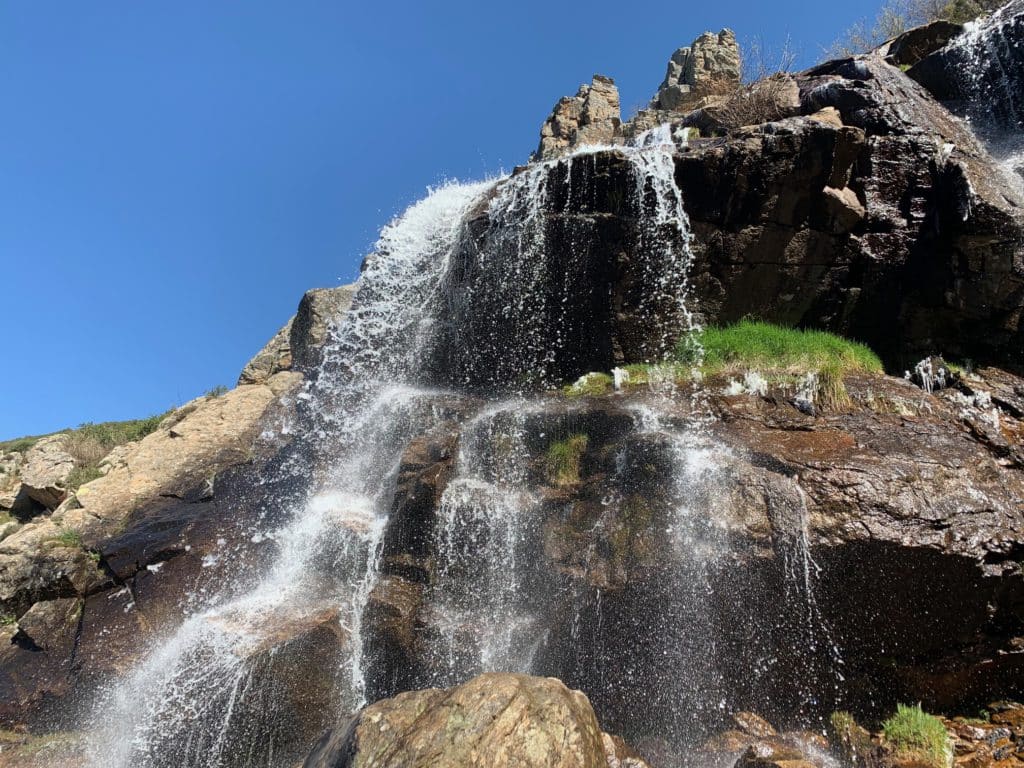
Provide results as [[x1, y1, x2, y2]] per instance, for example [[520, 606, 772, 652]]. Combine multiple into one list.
[[535, 75, 622, 161], [653, 29, 741, 112], [678, 54, 1024, 369], [239, 283, 356, 384], [305, 673, 649, 768]]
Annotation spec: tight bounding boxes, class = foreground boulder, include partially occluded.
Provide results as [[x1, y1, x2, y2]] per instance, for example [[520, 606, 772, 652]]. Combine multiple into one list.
[[305, 673, 648, 768]]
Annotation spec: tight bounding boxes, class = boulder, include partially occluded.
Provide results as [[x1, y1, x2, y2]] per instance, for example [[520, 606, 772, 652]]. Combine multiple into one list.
[[238, 318, 293, 385], [18, 436, 75, 511], [290, 284, 357, 373], [534, 75, 621, 160], [878, 20, 964, 68], [238, 283, 356, 384], [305, 673, 640, 768]]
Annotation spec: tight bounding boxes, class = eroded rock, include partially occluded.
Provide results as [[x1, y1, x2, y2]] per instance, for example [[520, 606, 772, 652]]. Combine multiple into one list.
[[535, 75, 622, 160], [305, 673, 643, 768]]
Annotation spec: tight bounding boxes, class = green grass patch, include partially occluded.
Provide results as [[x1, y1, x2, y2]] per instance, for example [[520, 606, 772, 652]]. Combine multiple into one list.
[[66, 465, 104, 490], [48, 528, 82, 548], [563, 373, 613, 397], [0, 435, 45, 454], [681, 320, 883, 376], [546, 434, 588, 486], [883, 704, 952, 768]]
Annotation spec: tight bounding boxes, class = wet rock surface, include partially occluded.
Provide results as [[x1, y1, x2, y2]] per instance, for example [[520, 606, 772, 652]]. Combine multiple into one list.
[[363, 366, 1024, 737]]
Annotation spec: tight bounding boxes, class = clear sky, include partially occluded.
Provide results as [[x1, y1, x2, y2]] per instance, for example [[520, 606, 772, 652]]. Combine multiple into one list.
[[0, 0, 884, 438]]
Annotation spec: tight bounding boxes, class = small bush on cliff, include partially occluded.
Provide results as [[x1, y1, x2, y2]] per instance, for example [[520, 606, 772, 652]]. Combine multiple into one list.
[[687, 320, 883, 376], [546, 435, 588, 486], [828, 0, 1003, 56], [883, 704, 952, 768]]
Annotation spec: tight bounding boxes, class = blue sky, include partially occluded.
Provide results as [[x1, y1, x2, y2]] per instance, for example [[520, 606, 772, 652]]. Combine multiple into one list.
[[0, 1, 884, 438]]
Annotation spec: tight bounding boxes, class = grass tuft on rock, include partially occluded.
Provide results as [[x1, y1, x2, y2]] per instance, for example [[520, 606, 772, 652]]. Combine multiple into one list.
[[883, 703, 952, 768], [563, 373, 614, 397], [682, 320, 883, 376], [546, 435, 588, 486]]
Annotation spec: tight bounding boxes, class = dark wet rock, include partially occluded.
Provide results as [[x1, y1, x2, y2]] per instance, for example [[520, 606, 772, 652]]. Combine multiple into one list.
[[365, 368, 1024, 733], [683, 54, 1024, 371], [878, 20, 965, 68], [909, 1, 1024, 132], [0, 598, 81, 724]]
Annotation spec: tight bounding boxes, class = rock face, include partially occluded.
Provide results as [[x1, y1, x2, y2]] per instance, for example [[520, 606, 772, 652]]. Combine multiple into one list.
[[653, 29, 741, 112], [535, 75, 622, 161], [680, 54, 1024, 369], [361, 367, 1024, 740], [909, 0, 1024, 132], [0, 372, 303, 725], [239, 283, 356, 384], [18, 436, 75, 511], [305, 673, 645, 768]]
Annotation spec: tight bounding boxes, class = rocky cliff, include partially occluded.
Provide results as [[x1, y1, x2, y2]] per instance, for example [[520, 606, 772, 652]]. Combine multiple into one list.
[[2, 6, 1024, 768]]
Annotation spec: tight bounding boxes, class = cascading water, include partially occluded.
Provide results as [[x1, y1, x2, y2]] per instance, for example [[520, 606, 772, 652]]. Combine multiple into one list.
[[83, 129, 841, 767], [939, 3, 1024, 192], [85, 179, 498, 768]]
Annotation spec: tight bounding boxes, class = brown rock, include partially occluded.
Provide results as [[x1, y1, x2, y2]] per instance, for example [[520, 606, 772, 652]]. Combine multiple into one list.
[[305, 673, 610, 768], [18, 436, 75, 511], [535, 75, 621, 160], [654, 30, 741, 112], [734, 711, 778, 738]]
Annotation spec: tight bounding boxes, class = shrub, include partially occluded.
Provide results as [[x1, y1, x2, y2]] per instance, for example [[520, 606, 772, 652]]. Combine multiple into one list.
[[66, 465, 104, 490], [883, 703, 952, 768], [546, 435, 588, 486], [51, 528, 82, 548], [712, 74, 798, 129], [828, 0, 1003, 57], [685, 320, 883, 376]]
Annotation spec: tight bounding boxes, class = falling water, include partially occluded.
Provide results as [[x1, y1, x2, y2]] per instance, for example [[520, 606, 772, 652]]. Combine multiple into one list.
[[424, 400, 546, 685], [941, 4, 1024, 193], [81, 125, 840, 767], [85, 179, 499, 768]]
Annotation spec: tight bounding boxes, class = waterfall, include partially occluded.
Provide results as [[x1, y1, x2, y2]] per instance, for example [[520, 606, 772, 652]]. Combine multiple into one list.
[[84, 179, 499, 768], [941, 4, 1024, 192], [81, 128, 839, 766]]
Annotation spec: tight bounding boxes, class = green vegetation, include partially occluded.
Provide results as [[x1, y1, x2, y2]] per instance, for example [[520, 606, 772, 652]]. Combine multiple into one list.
[[828, 0, 1002, 57], [0, 612, 16, 627], [563, 372, 613, 397], [50, 528, 82, 548], [686, 320, 883, 376], [1, 412, 171, 491], [816, 363, 853, 411], [0, 435, 45, 455], [206, 384, 229, 398], [545, 434, 588, 486], [883, 704, 952, 768], [66, 465, 104, 490]]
